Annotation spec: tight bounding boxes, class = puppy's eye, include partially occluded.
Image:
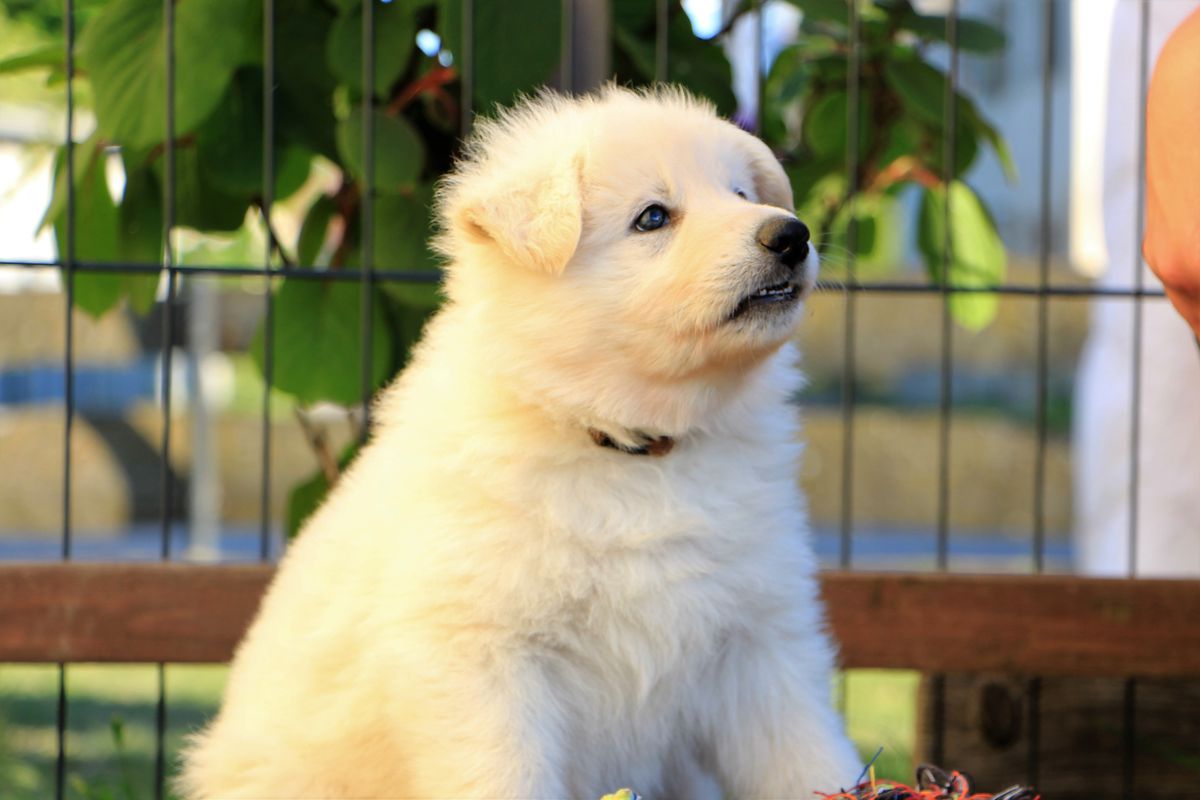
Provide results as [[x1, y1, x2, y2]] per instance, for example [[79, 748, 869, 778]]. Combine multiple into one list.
[[735, 188, 748, 200], [633, 204, 670, 232]]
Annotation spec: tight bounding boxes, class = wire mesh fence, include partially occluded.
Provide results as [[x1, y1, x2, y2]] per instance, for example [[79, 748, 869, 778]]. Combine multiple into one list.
[[0, 0, 1195, 798]]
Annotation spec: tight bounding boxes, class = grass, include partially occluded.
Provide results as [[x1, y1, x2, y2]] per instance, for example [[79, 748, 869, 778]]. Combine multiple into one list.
[[0, 665, 917, 798], [842, 670, 922, 783], [0, 665, 226, 800]]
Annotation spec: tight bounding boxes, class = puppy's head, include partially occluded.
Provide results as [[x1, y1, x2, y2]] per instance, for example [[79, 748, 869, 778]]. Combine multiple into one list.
[[435, 87, 815, 434]]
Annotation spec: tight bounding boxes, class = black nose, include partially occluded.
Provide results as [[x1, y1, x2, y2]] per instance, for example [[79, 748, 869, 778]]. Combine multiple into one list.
[[756, 217, 810, 268]]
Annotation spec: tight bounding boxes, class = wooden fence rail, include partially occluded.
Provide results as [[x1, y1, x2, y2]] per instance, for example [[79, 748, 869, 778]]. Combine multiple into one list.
[[2, 563, 1199, 677]]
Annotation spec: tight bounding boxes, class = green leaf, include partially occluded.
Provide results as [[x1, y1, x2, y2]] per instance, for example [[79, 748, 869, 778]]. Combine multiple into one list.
[[900, 11, 1006, 53], [931, 118, 978, 178], [884, 57, 1012, 179], [277, 0, 340, 160], [612, 25, 656, 80], [452, 0, 562, 112], [802, 90, 869, 163], [803, 92, 846, 159], [297, 195, 339, 267], [764, 43, 824, 145], [786, 157, 842, 209], [822, 192, 904, 277], [611, 0, 655, 32], [181, 222, 265, 270], [44, 141, 160, 317], [0, 43, 64, 75], [160, 144, 250, 233], [52, 142, 122, 317], [194, 68, 314, 198], [337, 106, 426, 193], [959, 98, 1017, 182], [77, 0, 260, 148], [326, 1, 415, 98], [39, 139, 95, 238], [789, 0, 850, 25], [251, 279, 393, 406], [883, 58, 945, 127], [193, 69, 263, 196], [663, 12, 736, 116], [373, 187, 442, 307], [766, 43, 819, 104], [285, 441, 361, 539], [115, 163, 164, 313], [787, 158, 845, 242], [383, 292, 438, 374], [876, 116, 924, 170], [916, 180, 1006, 330], [116, 161, 162, 264], [49, 143, 115, 306], [276, 147, 316, 202], [611, 12, 736, 116]]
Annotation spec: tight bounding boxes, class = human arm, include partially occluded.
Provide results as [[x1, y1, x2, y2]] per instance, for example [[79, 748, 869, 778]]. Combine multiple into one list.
[[1144, 7, 1200, 337]]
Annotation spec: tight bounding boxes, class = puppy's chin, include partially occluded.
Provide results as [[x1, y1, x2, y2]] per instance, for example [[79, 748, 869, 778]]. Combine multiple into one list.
[[726, 290, 806, 338], [718, 249, 817, 347]]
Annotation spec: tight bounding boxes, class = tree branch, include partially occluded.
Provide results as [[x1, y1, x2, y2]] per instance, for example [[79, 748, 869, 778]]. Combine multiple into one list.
[[293, 407, 341, 487], [255, 199, 295, 268]]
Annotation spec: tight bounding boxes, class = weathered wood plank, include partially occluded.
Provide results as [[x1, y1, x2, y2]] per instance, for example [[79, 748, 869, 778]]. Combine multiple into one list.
[[824, 571, 1200, 677], [2, 564, 1199, 676], [0, 562, 271, 663], [916, 674, 1200, 799]]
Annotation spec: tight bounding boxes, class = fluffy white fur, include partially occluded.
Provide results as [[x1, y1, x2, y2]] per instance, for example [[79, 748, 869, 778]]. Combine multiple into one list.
[[179, 86, 860, 799]]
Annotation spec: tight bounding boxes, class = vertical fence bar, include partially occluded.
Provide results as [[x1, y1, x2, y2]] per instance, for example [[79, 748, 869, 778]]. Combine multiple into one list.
[[838, 0, 861, 571], [1128, 0, 1150, 581], [753, 0, 764, 133], [260, 0, 277, 560], [655, 0, 668, 84], [1027, 1, 1057, 785], [55, 0, 77, 794], [154, 0, 179, 793], [1033, 0, 1056, 578], [62, 4, 76, 568], [460, 0, 474, 136], [834, 0, 863, 720], [359, 0, 376, 441], [160, 0, 178, 564], [935, 0, 959, 572], [560, 0, 575, 90], [1122, 2, 1151, 796], [929, 0, 960, 766]]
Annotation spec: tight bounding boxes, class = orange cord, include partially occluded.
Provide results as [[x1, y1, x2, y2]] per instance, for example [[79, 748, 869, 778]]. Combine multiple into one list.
[[816, 770, 1040, 800]]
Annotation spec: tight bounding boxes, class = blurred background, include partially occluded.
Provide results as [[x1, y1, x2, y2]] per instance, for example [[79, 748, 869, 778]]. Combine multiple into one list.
[[1, 0, 1197, 797]]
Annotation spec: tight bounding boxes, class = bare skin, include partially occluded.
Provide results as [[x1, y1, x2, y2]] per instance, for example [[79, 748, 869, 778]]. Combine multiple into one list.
[[1144, 7, 1200, 338]]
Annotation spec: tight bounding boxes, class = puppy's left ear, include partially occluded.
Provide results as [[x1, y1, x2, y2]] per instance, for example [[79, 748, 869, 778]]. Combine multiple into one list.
[[455, 155, 583, 275], [744, 138, 795, 212]]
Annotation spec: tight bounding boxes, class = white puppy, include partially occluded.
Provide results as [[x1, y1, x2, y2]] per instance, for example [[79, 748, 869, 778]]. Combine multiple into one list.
[[180, 86, 860, 799]]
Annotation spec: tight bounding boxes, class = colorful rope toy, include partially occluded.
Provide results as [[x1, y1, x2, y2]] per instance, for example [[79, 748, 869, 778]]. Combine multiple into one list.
[[818, 763, 1039, 800]]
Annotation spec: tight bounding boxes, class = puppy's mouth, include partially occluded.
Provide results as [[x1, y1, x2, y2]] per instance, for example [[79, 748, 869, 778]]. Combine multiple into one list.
[[729, 280, 801, 320]]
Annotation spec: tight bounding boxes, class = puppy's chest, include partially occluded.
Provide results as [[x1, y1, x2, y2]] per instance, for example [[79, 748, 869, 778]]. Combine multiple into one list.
[[523, 450, 801, 661], [539, 443, 798, 547]]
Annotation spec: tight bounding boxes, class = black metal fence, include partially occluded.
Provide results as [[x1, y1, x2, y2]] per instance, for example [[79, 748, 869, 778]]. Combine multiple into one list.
[[0, 0, 1193, 797]]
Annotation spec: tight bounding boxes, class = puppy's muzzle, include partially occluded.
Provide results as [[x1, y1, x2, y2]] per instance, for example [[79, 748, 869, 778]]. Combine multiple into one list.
[[756, 217, 810, 270]]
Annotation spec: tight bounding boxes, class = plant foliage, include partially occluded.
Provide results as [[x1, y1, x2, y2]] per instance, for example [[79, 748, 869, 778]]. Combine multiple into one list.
[[764, 0, 1013, 329], [12, 0, 1011, 536]]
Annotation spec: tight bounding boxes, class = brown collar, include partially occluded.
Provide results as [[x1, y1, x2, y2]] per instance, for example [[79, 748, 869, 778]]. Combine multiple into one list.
[[588, 427, 675, 457]]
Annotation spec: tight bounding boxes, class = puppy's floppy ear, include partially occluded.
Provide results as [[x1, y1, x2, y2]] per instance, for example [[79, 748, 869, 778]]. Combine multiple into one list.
[[744, 138, 795, 212], [455, 155, 583, 275]]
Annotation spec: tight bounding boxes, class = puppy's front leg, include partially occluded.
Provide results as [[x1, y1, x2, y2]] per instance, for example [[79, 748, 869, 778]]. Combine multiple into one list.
[[704, 631, 861, 798], [395, 650, 572, 799]]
